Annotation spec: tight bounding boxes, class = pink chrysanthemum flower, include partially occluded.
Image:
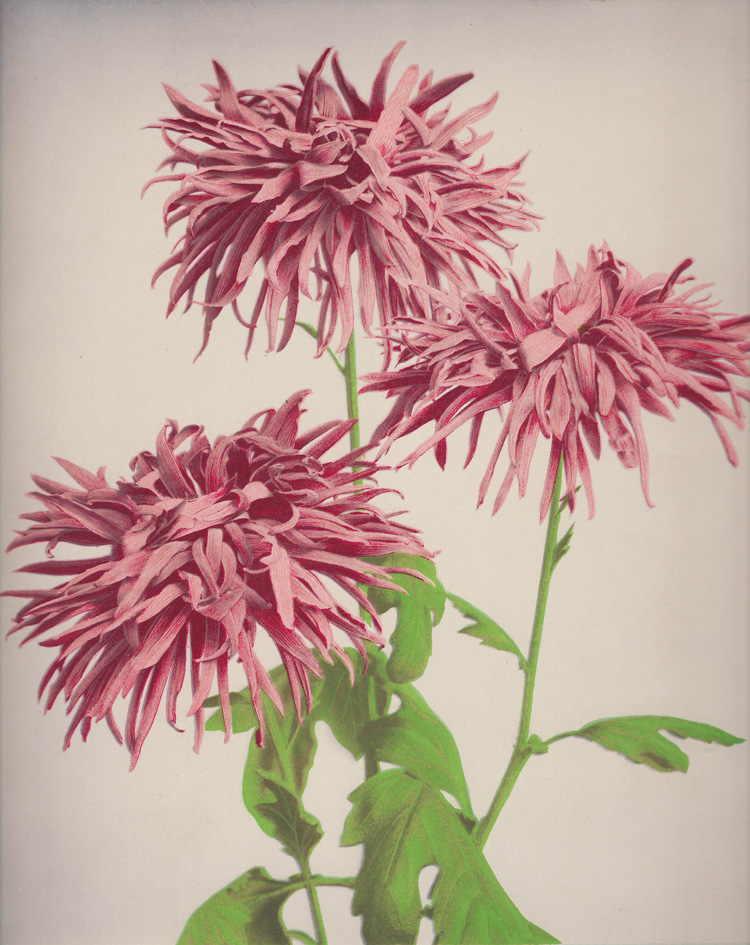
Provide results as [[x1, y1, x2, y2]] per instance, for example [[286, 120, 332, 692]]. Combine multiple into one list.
[[4, 392, 424, 767], [365, 245, 750, 519], [146, 43, 536, 358]]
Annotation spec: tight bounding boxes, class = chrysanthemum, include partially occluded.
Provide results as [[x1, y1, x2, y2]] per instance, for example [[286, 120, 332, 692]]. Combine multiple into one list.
[[146, 43, 536, 358], [4, 392, 424, 767], [365, 245, 750, 519]]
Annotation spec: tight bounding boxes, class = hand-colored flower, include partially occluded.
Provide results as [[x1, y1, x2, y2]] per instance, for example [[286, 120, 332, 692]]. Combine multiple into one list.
[[4, 392, 424, 767], [146, 44, 536, 358], [365, 246, 750, 519]]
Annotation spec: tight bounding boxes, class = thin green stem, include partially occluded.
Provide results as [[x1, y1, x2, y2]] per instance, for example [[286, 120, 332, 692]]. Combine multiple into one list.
[[343, 330, 382, 780], [518, 466, 564, 747], [476, 748, 533, 850], [476, 461, 566, 849], [289, 880, 356, 945], [294, 320, 346, 374], [315, 876, 356, 889], [290, 931, 318, 945], [284, 876, 357, 896], [300, 860, 328, 945], [343, 333, 361, 456], [542, 729, 580, 749]]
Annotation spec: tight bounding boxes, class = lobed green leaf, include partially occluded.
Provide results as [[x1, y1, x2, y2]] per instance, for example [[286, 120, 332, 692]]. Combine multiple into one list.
[[310, 648, 390, 759], [342, 770, 557, 945], [204, 649, 387, 755], [361, 684, 475, 821], [175, 867, 295, 945], [207, 648, 479, 850], [206, 652, 389, 848], [241, 686, 320, 842], [255, 779, 323, 864], [564, 715, 744, 772], [447, 592, 525, 669]]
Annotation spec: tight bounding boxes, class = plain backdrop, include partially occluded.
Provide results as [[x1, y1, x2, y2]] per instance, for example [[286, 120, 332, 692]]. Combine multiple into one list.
[[1, 1, 748, 944]]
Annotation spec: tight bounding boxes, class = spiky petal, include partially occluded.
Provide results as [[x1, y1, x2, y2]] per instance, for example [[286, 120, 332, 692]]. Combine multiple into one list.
[[145, 45, 536, 358], [4, 392, 424, 767], [365, 246, 750, 519]]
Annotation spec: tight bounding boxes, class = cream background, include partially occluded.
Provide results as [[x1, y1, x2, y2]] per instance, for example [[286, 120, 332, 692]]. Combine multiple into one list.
[[1, 1, 748, 943]]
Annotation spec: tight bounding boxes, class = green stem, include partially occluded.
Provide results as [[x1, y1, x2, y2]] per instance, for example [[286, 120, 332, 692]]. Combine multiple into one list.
[[343, 331, 381, 780], [363, 639, 382, 780], [343, 333, 361, 456], [315, 876, 356, 889], [290, 932, 318, 945], [476, 461, 566, 849], [291, 320, 345, 374], [286, 876, 357, 893], [300, 860, 328, 945], [542, 729, 580, 749]]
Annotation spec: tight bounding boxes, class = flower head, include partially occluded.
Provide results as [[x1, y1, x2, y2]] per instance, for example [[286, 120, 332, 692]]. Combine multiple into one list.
[[365, 245, 750, 519], [5, 392, 424, 767], [146, 44, 535, 358]]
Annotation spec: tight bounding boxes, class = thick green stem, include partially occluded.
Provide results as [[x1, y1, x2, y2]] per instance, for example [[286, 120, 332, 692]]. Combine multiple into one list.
[[476, 462, 566, 849]]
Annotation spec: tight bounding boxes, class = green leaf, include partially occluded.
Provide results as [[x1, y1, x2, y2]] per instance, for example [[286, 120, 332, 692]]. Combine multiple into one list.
[[566, 715, 745, 772], [206, 648, 390, 851], [361, 684, 474, 820], [176, 867, 295, 945], [446, 593, 525, 669], [551, 524, 574, 571], [311, 648, 390, 759], [558, 485, 581, 512], [365, 554, 446, 684], [204, 690, 258, 734], [342, 770, 557, 945], [241, 673, 320, 841], [206, 649, 390, 759], [237, 652, 393, 846], [205, 682, 319, 841], [255, 779, 323, 864], [204, 671, 322, 852]]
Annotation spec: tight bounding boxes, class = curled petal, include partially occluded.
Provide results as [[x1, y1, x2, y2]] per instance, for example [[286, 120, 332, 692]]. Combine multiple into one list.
[[5, 393, 425, 766], [367, 245, 749, 517], [146, 46, 537, 357]]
